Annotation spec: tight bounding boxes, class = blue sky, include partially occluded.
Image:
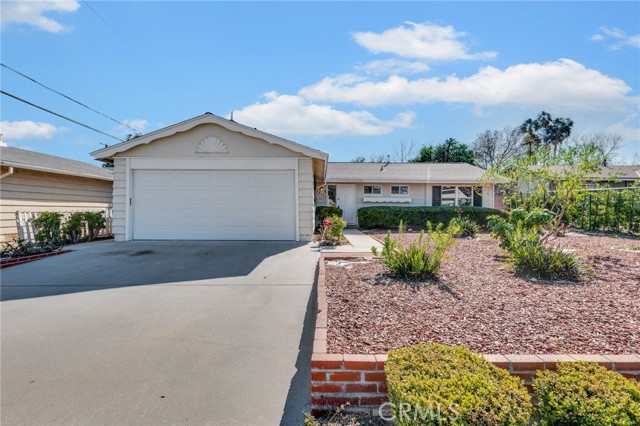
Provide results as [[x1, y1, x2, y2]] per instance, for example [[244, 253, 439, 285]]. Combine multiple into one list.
[[1, 1, 639, 165]]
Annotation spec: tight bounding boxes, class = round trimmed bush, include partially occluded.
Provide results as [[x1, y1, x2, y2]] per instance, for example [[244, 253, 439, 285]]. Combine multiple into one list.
[[534, 361, 640, 426], [385, 342, 532, 425]]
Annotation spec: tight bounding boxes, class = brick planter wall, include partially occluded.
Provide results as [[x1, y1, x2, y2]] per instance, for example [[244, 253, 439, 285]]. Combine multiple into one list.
[[0, 250, 71, 269], [313, 253, 640, 415]]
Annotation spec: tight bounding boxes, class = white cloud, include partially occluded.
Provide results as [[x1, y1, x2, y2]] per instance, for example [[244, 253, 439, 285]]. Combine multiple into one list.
[[353, 22, 497, 62], [0, 120, 62, 139], [359, 59, 430, 75], [591, 26, 640, 49], [1, 1, 80, 33], [119, 118, 148, 134], [299, 59, 634, 114], [232, 92, 414, 137]]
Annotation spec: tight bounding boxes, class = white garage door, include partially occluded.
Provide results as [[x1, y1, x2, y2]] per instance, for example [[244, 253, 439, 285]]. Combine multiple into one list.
[[132, 170, 296, 240]]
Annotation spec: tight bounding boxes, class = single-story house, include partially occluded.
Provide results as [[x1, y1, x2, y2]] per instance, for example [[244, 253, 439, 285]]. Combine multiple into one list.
[[91, 113, 328, 242], [0, 145, 113, 242], [579, 165, 639, 188], [317, 162, 497, 225]]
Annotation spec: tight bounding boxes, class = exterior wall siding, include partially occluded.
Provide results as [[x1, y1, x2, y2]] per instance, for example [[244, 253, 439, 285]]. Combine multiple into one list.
[[0, 167, 112, 242], [298, 158, 315, 241], [111, 158, 127, 241]]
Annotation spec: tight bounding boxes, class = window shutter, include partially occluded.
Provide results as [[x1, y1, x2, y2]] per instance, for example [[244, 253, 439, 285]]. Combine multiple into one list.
[[432, 186, 442, 206], [473, 189, 483, 207]]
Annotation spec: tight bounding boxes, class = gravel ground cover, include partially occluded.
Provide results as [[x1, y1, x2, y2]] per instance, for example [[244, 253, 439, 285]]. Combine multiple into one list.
[[325, 232, 640, 354]]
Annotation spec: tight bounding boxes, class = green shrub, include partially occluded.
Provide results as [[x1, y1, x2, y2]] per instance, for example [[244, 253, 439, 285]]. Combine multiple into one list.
[[83, 211, 106, 241], [32, 211, 63, 244], [316, 206, 343, 222], [63, 212, 85, 243], [372, 221, 455, 280], [385, 342, 532, 425], [448, 216, 480, 238], [358, 206, 504, 230], [324, 214, 346, 240], [534, 361, 640, 426], [508, 232, 582, 281]]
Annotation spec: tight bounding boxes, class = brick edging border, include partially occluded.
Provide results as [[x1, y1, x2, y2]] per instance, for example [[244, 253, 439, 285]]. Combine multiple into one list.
[[0, 250, 72, 269], [312, 252, 640, 415]]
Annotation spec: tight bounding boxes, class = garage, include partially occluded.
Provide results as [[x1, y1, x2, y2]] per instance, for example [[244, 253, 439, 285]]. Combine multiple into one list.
[[132, 170, 295, 240], [90, 113, 328, 242]]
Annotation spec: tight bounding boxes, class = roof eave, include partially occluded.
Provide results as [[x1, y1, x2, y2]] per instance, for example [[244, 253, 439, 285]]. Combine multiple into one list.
[[1, 161, 113, 181]]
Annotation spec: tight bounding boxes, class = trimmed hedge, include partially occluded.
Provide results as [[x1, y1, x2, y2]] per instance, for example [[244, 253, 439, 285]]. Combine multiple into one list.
[[316, 206, 343, 221], [358, 206, 505, 230], [534, 361, 640, 426], [385, 342, 532, 425]]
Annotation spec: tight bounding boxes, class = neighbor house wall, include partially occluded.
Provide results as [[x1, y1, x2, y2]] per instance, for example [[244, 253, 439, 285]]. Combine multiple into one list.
[[0, 166, 112, 242], [298, 158, 315, 241], [111, 158, 127, 241]]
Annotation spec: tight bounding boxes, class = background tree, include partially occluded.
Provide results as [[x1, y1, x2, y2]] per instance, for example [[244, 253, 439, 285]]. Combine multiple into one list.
[[519, 111, 574, 157], [393, 140, 418, 163], [472, 126, 523, 170], [351, 156, 366, 163], [413, 138, 475, 164], [369, 153, 390, 163], [568, 132, 623, 167]]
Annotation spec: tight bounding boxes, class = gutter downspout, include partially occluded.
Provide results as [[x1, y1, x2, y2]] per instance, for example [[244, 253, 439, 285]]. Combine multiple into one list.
[[0, 166, 14, 180]]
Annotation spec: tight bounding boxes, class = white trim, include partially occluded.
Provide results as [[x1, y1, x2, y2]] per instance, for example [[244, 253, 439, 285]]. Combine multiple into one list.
[[1, 162, 113, 181], [363, 196, 412, 203], [125, 157, 132, 241], [128, 157, 297, 170], [294, 159, 300, 242]]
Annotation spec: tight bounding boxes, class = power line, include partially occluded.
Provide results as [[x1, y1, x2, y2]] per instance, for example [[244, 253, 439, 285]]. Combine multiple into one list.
[[81, 1, 143, 58], [1, 90, 124, 142], [0, 63, 139, 133]]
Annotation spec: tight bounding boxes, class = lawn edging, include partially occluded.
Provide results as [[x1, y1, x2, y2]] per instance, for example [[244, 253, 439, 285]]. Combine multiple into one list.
[[312, 252, 640, 416], [0, 249, 72, 269]]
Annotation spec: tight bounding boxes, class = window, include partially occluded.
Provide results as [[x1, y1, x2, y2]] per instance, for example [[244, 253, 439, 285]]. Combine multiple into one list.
[[327, 185, 337, 206], [441, 186, 456, 206], [457, 186, 472, 206], [391, 185, 409, 195], [364, 185, 381, 195], [473, 187, 483, 207]]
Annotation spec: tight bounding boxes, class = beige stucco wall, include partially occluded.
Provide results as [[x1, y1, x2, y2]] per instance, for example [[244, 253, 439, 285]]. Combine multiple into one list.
[[0, 166, 113, 242], [112, 124, 318, 241]]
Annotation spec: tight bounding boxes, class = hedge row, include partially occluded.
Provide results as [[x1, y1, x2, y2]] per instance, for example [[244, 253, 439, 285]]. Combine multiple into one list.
[[357, 206, 505, 229], [315, 206, 343, 221]]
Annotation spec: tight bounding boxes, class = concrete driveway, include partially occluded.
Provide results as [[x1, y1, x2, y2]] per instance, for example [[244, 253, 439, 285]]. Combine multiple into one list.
[[1, 241, 319, 426]]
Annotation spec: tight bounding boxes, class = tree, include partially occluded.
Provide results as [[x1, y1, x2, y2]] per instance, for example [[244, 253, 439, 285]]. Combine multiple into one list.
[[472, 126, 523, 171], [519, 111, 574, 157], [413, 138, 475, 164], [568, 132, 623, 167], [393, 140, 418, 163], [369, 154, 390, 163], [351, 156, 366, 163]]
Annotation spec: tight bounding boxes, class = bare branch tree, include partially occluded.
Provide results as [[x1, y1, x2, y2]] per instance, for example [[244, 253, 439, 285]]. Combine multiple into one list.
[[351, 156, 365, 163], [568, 132, 623, 166], [472, 126, 523, 170], [369, 153, 390, 163], [392, 139, 418, 163]]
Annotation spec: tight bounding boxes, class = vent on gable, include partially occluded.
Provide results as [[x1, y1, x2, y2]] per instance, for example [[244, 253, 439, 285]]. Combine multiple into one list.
[[196, 136, 229, 154]]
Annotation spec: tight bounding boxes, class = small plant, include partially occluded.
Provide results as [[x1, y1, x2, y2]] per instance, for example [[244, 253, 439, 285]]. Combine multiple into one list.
[[63, 212, 85, 243], [1, 237, 62, 258], [385, 342, 532, 425], [321, 214, 347, 245], [32, 211, 63, 244], [508, 232, 582, 281], [372, 220, 455, 280], [83, 211, 106, 241], [448, 211, 480, 238], [534, 361, 640, 426]]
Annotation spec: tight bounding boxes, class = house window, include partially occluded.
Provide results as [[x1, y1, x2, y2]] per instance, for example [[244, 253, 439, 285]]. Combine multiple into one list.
[[391, 185, 409, 195], [327, 185, 337, 206], [441, 186, 456, 206], [457, 186, 472, 206], [364, 185, 381, 195], [473, 186, 483, 207]]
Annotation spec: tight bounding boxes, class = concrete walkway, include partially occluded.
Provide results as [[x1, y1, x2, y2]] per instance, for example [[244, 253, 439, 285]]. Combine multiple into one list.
[[321, 228, 383, 253]]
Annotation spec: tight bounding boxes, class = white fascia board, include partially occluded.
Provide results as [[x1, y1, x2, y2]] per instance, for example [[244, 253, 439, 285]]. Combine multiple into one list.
[[1, 162, 113, 181]]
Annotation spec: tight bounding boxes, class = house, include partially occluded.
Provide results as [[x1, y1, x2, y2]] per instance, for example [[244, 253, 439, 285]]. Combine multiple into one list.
[[578, 165, 639, 188], [91, 113, 328, 242], [317, 162, 497, 224], [0, 145, 113, 242]]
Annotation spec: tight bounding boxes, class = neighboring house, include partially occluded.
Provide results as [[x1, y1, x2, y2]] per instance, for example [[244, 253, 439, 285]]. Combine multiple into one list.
[[91, 113, 328, 242], [317, 162, 498, 225], [579, 165, 639, 188], [0, 146, 113, 242]]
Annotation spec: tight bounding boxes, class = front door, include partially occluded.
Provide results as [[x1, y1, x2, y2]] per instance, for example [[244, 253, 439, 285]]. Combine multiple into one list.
[[336, 184, 357, 225]]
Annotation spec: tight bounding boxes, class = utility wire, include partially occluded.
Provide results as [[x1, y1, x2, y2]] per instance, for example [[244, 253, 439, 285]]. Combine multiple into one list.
[[1, 90, 124, 142], [1, 63, 139, 133], [81, 1, 143, 58]]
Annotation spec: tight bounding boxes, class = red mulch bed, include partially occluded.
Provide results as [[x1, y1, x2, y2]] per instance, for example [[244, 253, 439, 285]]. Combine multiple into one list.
[[325, 231, 640, 354]]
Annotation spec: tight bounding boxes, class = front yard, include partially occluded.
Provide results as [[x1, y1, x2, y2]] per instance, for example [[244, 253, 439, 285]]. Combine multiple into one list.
[[325, 232, 640, 354]]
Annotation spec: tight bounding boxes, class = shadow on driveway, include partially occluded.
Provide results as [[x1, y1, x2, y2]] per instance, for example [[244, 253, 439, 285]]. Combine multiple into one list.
[[1, 240, 306, 301]]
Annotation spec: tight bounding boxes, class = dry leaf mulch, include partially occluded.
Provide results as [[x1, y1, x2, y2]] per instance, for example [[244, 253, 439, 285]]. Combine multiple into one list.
[[325, 232, 640, 355]]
